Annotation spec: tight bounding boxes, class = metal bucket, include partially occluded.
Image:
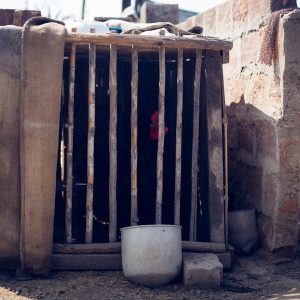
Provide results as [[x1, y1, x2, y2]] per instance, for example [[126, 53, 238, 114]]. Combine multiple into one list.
[[121, 225, 182, 287]]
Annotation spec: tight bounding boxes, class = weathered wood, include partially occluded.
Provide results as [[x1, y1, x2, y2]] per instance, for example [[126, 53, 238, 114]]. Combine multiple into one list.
[[65, 42, 76, 244], [53, 241, 225, 254], [182, 241, 226, 253], [155, 46, 166, 224], [52, 251, 230, 270], [174, 48, 183, 226], [109, 44, 118, 242], [85, 30, 96, 244], [189, 49, 202, 241], [53, 242, 121, 254], [223, 90, 229, 247], [206, 51, 225, 243], [131, 46, 139, 226], [66, 34, 233, 51], [52, 254, 122, 270]]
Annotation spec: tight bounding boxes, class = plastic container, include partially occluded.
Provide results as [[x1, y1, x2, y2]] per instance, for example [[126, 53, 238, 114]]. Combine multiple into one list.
[[121, 225, 182, 287], [65, 20, 109, 34], [228, 209, 259, 254]]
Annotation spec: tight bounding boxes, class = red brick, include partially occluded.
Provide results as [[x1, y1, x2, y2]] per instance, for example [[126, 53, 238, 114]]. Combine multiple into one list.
[[204, 8, 217, 35], [262, 174, 278, 217], [193, 14, 204, 28], [280, 140, 298, 167], [223, 38, 241, 78], [225, 76, 246, 104], [233, 0, 249, 33], [237, 121, 255, 153], [279, 200, 298, 213], [241, 31, 260, 65], [249, 0, 270, 20], [255, 120, 277, 159], [246, 73, 270, 108], [232, 162, 262, 209], [217, 1, 233, 37]]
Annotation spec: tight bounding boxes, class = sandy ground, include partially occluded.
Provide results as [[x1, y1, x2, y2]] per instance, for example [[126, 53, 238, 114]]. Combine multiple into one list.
[[0, 247, 299, 300]]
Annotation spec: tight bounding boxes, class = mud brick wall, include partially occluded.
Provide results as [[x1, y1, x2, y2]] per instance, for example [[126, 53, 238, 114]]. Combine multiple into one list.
[[180, 0, 300, 252]]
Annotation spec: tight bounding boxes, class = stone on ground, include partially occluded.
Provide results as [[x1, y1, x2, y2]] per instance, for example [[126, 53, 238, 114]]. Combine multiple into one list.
[[183, 253, 223, 289]]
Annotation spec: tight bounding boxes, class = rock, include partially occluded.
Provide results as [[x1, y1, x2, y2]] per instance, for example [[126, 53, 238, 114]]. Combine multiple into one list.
[[183, 253, 223, 289]]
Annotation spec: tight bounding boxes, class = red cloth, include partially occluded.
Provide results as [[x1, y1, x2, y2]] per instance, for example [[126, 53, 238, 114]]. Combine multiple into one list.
[[150, 111, 168, 140]]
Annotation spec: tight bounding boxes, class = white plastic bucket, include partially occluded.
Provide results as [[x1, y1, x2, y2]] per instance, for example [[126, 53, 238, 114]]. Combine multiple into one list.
[[121, 225, 182, 287]]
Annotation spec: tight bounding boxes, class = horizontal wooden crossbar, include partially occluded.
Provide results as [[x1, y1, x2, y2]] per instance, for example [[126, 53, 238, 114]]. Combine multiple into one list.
[[66, 33, 233, 51], [51, 252, 231, 270], [53, 241, 226, 254]]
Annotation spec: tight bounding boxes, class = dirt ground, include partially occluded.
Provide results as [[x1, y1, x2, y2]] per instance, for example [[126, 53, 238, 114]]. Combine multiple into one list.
[[0, 246, 299, 300]]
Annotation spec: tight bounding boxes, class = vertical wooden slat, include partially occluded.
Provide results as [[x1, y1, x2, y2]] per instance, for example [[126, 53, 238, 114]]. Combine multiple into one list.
[[155, 46, 166, 224], [131, 46, 138, 226], [109, 44, 118, 242], [223, 114, 229, 247], [206, 50, 225, 243], [85, 29, 96, 243], [65, 42, 76, 244], [189, 49, 202, 241], [174, 48, 183, 226]]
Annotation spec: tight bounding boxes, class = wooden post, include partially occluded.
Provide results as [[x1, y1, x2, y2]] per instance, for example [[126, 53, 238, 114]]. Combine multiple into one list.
[[189, 49, 202, 241], [174, 48, 183, 226], [155, 45, 166, 224], [65, 41, 76, 244], [206, 51, 225, 244], [131, 46, 139, 226], [109, 44, 118, 242], [85, 29, 96, 243]]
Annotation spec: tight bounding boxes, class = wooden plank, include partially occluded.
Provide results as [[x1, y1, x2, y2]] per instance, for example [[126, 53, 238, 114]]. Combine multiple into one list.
[[155, 46, 166, 224], [189, 49, 202, 241], [131, 46, 139, 226], [85, 32, 96, 244], [52, 254, 122, 270], [51, 252, 230, 270], [109, 44, 118, 242], [182, 241, 226, 253], [174, 48, 183, 226], [66, 34, 233, 51], [53, 241, 224, 254], [205, 51, 225, 243], [65, 42, 76, 244], [53, 242, 121, 254], [223, 114, 229, 247]]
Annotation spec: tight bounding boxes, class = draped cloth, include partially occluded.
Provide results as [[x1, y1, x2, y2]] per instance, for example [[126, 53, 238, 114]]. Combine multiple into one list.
[[0, 17, 66, 275]]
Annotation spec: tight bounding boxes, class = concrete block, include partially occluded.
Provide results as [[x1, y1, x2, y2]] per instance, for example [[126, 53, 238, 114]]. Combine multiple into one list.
[[183, 253, 223, 289]]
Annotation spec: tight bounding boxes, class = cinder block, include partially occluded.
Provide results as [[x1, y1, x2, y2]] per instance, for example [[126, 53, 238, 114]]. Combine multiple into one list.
[[183, 253, 223, 289]]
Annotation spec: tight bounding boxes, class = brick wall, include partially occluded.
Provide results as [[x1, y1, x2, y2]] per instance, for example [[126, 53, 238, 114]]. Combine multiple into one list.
[[180, 0, 300, 252]]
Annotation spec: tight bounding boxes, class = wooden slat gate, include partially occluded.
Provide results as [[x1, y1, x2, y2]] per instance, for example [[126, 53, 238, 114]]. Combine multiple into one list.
[[53, 32, 232, 266]]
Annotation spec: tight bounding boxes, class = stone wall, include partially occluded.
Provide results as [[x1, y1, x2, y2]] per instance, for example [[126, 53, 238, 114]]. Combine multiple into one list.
[[180, 0, 300, 252]]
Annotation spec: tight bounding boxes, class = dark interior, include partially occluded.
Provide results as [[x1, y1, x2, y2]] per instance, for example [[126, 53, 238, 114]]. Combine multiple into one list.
[[54, 49, 210, 244]]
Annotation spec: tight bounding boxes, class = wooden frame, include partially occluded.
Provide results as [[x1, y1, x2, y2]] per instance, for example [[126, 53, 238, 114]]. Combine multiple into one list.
[[63, 33, 232, 248]]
